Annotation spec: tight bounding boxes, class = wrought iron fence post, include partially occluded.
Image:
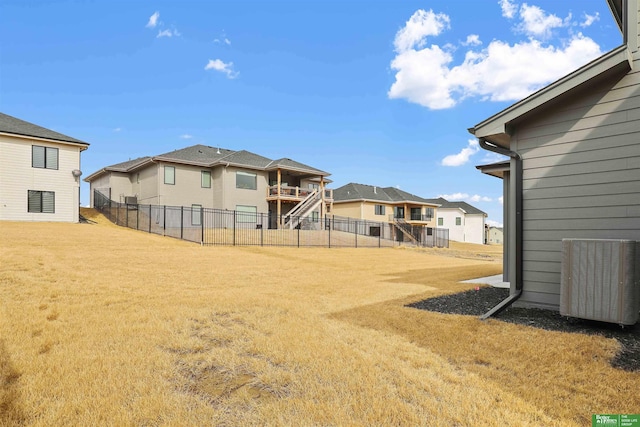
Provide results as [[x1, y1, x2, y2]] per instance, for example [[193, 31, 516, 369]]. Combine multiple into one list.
[[233, 210, 236, 246], [328, 217, 331, 248], [260, 213, 264, 247], [355, 220, 358, 248], [149, 205, 152, 233], [297, 223, 300, 248], [201, 207, 204, 245], [180, 206, 184, 240], [136, 203, 140, 230]]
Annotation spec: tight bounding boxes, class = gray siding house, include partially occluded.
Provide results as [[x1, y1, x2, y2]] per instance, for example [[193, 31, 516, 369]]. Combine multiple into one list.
[[470, 0, 640, 311], [85, 145, 332, 228]]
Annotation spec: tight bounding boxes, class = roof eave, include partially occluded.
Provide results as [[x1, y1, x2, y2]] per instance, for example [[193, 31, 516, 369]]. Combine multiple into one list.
[[0, 131, 90, 149], [469, 45, 631, 147]]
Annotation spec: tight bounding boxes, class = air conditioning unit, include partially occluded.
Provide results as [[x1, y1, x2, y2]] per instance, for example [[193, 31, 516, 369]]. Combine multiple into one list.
[[560, 239, 640, 325], [124, 196, 137, 205]]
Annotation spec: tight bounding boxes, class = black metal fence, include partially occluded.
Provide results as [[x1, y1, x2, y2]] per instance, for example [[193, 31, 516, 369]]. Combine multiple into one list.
[[93, 190, 448, 248]]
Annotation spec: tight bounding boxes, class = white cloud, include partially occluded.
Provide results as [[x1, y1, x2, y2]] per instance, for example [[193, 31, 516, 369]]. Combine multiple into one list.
[[486, 219, 504, 228], [499, 0, 518, 19], [463, 34, 482, 46], [581, 12, 599, 28], [146, 11, 160, 28], [499, 196, 504, 205], [205, 59, 238, 79], [113, 127, 122, 132], [441, 139, 479, 167], [518, 3, 564, 39], [157, 28, 180, 38], [439, 193, 468, 201], [481, 152, 509, 164], [394, 9, 450, 53], [388, 4, 602, 110], [180, 134, 193, 139], [470, 195, 493, 202]]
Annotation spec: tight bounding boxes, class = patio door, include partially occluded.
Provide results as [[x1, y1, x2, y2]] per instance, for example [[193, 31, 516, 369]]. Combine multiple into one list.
[[394, 206, 404, 219]]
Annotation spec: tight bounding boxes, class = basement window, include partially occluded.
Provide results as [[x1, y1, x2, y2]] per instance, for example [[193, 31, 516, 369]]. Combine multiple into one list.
[[28, 190, 55, 213]]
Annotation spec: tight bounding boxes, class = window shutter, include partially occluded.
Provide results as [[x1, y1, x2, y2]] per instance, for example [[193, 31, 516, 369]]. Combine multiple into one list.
[[32, 146, 45, 168]]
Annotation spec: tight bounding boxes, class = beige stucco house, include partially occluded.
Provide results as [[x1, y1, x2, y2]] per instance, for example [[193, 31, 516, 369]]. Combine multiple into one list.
[[84, 144, 332, 228], [470, 0, 640, 315], [0, 112, 89, 222], [332, 183, 440, 244]]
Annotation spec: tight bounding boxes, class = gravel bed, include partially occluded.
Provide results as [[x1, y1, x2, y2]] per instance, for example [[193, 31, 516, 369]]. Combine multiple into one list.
[[407, 287, 640, 371]]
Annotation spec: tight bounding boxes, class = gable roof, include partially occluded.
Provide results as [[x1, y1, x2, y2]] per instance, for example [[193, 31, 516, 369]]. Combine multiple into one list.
[[469, 45, 630, 147], [0, 112, 89, 147], [470, 0, 635, 148], [85, 144, 329, 182], [333, 183, 439, 205], [422, 197, 487, 216]]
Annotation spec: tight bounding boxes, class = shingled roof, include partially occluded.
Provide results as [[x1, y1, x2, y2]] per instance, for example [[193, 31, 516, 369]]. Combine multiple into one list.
[[0, 112, 89, 146], [333, 183, 438, 205], [424, 197, 487, 216], [85, 144, 329, 181]]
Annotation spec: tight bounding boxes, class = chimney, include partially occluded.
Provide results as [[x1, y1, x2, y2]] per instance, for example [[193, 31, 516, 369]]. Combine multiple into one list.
[[374, 186, 377, 194]]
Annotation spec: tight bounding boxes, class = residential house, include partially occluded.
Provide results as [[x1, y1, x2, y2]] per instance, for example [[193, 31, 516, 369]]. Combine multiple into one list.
[[332, 183, 440, 244], [0, 112, 89, 222], [85, 144, 332, 228], [426, 198, 487, 244], [470, 0, 640, 312], [487, 226, 503, 245]]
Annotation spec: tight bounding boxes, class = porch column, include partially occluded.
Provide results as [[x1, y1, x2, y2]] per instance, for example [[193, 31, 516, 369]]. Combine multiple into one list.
[[404, 203, 408, 220], [277, 168, 282, 229], [320, 175, 325, 219]]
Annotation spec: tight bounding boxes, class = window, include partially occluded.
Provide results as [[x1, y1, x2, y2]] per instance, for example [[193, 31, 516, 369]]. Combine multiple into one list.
[[236, 205, 257, 223], [311, 211, 319, 222], [426, 208, 434, 220], [191, 204, 202, 226], [201, 171, 211, 188], [456, 217, 462, 226], [438, 217, 443, 226], [32, 146, 58, 170], [236, 171, 257, 190], [308, 183, 319, 190], [375, 205, 385, 215], [164, 166, 175, 185], [410, 207, 422, 220], [394, 206, 404, 219], [28, 190, 55, 213]]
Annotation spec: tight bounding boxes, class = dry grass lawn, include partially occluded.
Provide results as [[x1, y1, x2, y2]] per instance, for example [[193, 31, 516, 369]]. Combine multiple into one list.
[[0, 209, 637, 426]]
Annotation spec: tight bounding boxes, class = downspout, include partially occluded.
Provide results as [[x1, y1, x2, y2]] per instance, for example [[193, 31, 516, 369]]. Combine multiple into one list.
[[478, 138, 523, 320]]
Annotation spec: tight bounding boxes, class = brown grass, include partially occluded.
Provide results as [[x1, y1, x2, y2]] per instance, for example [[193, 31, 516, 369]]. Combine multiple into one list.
[[0, 209, 637, 426]]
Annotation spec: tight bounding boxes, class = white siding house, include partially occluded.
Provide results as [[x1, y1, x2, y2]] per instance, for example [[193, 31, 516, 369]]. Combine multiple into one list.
[[0, 113, 89, 222], [430, 198, 487, 244]]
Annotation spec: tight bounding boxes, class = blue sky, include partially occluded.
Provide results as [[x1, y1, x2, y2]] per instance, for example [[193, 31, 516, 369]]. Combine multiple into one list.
[[0, 0, 622, 226]]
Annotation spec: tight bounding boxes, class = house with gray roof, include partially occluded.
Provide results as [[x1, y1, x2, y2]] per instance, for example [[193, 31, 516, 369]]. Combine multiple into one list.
[[424, 197, 487, 244], [84, 144, 332, 228], [470, 0, 640, 316], [332, 183, 442, 245], [0, 112, 89, 222]]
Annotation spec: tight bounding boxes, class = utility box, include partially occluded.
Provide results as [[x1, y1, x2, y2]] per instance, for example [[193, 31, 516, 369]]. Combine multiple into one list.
[[560, 239, 640, 325]]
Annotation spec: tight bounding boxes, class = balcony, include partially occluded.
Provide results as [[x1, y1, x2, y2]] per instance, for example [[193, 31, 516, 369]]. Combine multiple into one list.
[[267, 185, 333, 202], [389, 213, 433, 223]]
